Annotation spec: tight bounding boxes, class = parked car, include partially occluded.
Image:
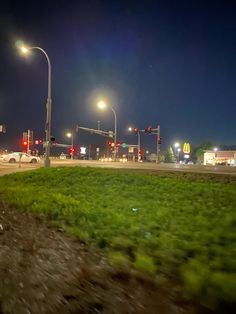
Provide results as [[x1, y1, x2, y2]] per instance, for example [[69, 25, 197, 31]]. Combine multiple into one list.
[[187, 161, 194, 165], [3, 152, 40, 163]]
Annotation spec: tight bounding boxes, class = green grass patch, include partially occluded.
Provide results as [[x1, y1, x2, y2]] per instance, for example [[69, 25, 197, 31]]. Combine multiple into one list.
[[0, 167, 235, 309]]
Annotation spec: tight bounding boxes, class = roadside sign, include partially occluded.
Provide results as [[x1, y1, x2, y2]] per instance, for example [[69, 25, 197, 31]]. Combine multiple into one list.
[[80, 147, 86, 154], [183, 142, 191, 154], [0, 125, 6, 133]]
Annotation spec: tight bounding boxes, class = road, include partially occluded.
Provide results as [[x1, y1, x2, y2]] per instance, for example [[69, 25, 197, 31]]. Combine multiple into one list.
[[1, 159, 236, 176]]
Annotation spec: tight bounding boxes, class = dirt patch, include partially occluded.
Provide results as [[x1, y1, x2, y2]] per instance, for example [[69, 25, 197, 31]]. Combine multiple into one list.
[[0, 206, 211, 314]]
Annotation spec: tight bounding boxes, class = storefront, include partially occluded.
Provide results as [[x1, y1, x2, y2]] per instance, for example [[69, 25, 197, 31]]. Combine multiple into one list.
[[204, 151, 236, 166]]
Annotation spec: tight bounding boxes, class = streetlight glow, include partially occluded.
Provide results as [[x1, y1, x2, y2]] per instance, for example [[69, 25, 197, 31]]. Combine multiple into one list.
[[97, 100, 106, 110], [128, 127, 133, 132], [67, 132, 72, 138], [21, 46, 29, 54], [174, 142, 180, 148]]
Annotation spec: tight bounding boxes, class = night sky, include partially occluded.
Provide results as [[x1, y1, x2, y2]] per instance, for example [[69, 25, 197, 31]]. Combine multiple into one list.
[[0, 0, 236, 152]]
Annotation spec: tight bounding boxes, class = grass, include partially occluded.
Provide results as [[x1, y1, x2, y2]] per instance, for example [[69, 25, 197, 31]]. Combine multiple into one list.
[[0, 166, 235, 309]]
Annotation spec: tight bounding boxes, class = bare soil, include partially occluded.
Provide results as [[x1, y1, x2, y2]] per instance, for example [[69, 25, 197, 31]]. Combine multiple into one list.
[[0, 206, 212, 314]]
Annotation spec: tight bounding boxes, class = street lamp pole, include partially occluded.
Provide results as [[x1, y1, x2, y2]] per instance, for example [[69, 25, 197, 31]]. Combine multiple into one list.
[[21, 46, 52, 168], [97, 100, 117, 161], [70, 133, 74, 160], [67, 132, 74, 160], [137, 131, 141, 161], [174, 142, 180, 164]]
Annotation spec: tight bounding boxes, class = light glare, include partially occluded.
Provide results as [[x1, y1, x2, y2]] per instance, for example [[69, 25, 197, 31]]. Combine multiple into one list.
[[21, 46, 29, 54], [97, 100, 106, 109]]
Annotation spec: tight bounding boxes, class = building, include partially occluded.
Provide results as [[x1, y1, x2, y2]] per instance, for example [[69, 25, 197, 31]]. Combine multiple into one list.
[[204, 150, 236, 166]]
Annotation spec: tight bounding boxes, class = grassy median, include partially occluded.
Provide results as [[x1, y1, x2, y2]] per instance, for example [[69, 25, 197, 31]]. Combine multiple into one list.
[[0, 167, 235, 309]]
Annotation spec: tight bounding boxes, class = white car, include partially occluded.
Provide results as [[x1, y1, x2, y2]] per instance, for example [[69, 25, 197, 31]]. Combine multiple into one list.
[[187, 161, 194, 165], [4, 152, 40, 164]]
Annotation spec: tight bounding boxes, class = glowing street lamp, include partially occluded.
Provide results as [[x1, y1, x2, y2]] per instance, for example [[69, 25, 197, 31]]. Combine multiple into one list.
[[19, 43, 52, 168], [174, 142, 180, 163], [213, 147, 218, 152], [66, 132, 74, 159], [97, 100, 117, 161]]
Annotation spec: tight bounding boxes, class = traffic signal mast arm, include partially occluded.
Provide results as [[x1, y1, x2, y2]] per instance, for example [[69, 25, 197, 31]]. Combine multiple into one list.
[[76, 125, 114, 138]]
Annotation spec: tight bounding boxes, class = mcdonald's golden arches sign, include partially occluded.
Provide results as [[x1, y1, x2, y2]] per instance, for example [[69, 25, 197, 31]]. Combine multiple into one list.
[[183, 142, 191, 154]]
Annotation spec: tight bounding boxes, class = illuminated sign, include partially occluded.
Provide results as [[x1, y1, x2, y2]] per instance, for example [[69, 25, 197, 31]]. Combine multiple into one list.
[[183, 142, 191, 154], [80, 147, 86, 155]]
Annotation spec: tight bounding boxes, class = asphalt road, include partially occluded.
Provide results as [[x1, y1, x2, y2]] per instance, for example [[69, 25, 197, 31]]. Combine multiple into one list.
[[1, 159, 236, 176]]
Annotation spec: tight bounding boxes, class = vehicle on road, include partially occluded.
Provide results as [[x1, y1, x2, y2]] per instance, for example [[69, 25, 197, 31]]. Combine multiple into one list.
[[3, 152, 40, 164], [187, 161, 194, 165]]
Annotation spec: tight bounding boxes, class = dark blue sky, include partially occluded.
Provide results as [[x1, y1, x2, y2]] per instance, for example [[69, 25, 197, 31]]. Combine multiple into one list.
[[0, 0, 236, 151]]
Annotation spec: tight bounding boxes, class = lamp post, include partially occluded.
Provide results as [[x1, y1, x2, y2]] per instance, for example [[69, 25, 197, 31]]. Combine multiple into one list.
[[20, 45, 52, 168], [67, 132, 74, 159], [97, 100, 117, 161], [174, 142, 180, 163], [177, 147, 181, 163]]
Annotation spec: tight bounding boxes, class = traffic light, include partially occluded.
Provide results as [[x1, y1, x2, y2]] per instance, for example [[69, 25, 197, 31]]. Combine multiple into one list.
[[157, 136, 162, 144], [22, 140, 28, 146], [117, 141, 122, 148], [35, 139, 43, 145], [138, 149, 142, 156], [50, 136, 56, 142], [107, 140, 113, 147], [69, 147, 75, 154], [134, 127, 139, 135], [145, 126, 152, 134]]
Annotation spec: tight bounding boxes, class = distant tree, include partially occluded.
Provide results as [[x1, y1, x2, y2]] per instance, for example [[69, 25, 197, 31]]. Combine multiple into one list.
[[164, 147, 176, 163], [193, 142, 212, 163]]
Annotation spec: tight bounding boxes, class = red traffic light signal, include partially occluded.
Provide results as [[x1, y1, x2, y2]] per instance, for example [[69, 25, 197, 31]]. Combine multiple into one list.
[[117, 141, 122, 148], [134, 127, 139, 135], [145, 126, 152, 134], [22, 140, 28, 146], [138, 149, 142, 156], [157, 136, 162, 144], [68, 147, 76, 155], [107, 140, 113, 147], [35, 139, 43, 145]]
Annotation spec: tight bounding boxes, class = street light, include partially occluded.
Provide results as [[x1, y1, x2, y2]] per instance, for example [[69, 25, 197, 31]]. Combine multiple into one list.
[[177, 147, 181, 163], [97, 100, 117, 161], [66, 132, 74, 159], [174, 142, 180, 163], [20, 44, 52, 168]]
